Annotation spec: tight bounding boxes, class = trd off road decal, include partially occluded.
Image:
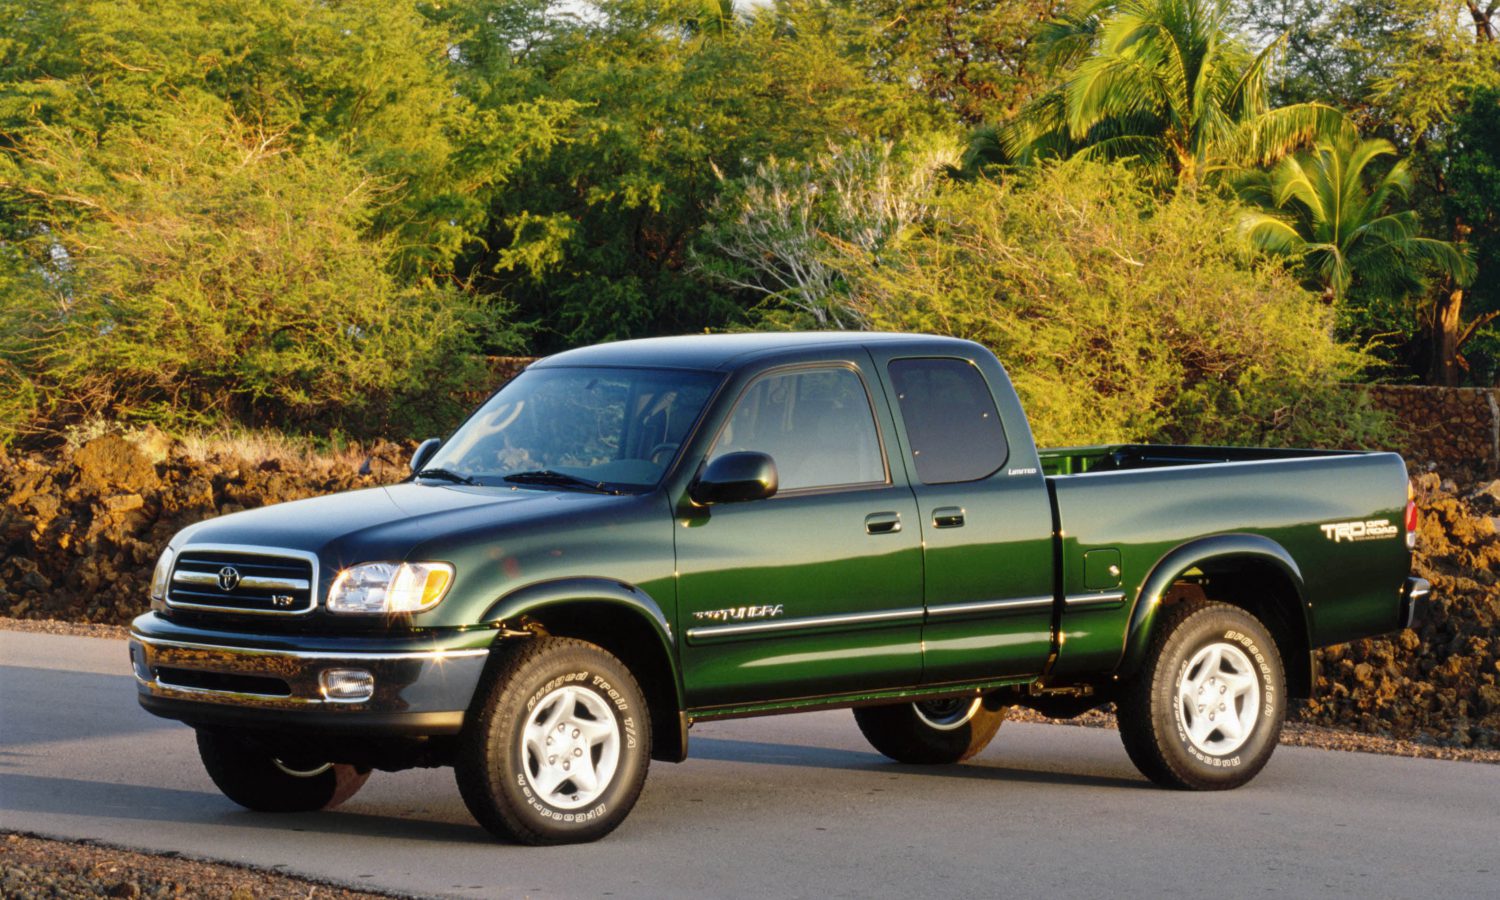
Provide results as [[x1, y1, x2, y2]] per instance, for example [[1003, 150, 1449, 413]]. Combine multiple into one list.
[[1318, 519, 1399, 542]]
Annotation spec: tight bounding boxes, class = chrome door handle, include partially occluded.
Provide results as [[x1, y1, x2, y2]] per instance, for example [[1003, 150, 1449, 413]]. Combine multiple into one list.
[[933, 506, 965, 528], [865, 512, 902, 535]]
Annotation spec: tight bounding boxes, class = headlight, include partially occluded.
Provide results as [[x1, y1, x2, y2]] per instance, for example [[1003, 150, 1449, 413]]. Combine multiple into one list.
[[327, 562, 455, 614], [150, 547, 175, 601]]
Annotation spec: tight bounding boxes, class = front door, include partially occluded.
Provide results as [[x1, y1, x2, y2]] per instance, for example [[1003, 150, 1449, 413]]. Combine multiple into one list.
[[675, 362, 924, 709]]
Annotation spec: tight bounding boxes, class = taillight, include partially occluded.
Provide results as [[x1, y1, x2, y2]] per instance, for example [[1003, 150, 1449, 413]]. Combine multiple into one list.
[[1404, 483, 1418, 550]]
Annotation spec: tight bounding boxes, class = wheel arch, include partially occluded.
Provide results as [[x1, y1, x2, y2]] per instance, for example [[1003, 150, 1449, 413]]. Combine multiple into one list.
[[480, 578, 687, 763], [1118, 535, 1314, 698]]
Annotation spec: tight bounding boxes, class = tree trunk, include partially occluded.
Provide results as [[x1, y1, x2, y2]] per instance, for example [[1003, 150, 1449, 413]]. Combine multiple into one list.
[[1430, 287, 1465, 386]]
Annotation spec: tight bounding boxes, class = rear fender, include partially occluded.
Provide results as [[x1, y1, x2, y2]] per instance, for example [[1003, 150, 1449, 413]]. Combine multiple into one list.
[[1119, 535, 1310, 684]]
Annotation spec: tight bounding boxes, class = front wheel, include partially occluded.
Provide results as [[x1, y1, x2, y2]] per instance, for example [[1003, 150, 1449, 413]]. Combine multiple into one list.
[[195, 729, 369, 812], [853, 695, 1007, 764], [454, 638, 651, 845], [1116, 601, 1286, 790]]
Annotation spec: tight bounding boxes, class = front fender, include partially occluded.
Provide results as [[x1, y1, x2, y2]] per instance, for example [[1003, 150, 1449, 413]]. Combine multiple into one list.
[[1118, 534, 1308, 677], [479, 577, 685, 752]]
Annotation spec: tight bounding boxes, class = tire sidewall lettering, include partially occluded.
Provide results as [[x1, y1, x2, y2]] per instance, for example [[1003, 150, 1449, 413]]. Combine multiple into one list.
[[502, 655, 644, 832], [1169, 621, 1279, 772]]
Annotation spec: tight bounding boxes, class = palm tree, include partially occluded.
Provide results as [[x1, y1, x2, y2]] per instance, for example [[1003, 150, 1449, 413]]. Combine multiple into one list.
[[999, 0, 1344, 188], [1237, 127, 1474, 305]]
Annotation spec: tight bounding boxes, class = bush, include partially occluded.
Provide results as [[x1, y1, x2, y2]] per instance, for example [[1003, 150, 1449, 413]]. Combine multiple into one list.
[[831, 160, 1390, 448], [0, 103, 510, 440]]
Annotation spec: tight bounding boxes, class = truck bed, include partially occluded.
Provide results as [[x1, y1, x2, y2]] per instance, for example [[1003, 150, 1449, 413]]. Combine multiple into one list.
[[1038, 445, 1412, 678]]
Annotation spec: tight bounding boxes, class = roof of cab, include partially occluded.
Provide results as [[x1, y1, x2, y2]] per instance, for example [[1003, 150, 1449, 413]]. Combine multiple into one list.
[[531, 332, 979, 372]]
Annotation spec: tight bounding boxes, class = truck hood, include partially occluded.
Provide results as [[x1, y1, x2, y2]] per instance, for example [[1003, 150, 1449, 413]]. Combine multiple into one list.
[[176, 482, 630, 567]]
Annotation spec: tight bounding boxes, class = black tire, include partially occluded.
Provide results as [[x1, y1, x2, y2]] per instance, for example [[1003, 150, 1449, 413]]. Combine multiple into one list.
[[853, 695, 1007, 764], [195, 729, 369, 812], [454, 638, 651, 845], [1116, 601, 1286, 790]]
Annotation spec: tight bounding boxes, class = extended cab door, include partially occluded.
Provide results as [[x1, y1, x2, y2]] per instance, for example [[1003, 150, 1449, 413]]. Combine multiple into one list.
[[869, 351, 1057, 683], [674, 357, 924, 709]]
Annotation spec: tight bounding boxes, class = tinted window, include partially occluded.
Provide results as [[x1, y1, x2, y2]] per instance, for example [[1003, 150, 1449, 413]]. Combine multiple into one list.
[[710, 367, 885, 491], [888, 358, 1008, 484]]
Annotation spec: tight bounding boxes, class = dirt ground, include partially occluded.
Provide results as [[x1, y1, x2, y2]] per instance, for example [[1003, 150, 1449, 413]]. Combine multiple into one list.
[[0, 832, 412, 900]]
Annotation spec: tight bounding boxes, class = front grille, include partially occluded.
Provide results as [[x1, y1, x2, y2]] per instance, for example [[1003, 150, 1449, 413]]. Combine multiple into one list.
[[168, 548, 317, 616]]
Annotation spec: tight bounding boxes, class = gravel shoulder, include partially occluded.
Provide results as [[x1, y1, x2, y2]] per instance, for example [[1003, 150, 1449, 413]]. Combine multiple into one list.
[[1, 832, 413, 900]]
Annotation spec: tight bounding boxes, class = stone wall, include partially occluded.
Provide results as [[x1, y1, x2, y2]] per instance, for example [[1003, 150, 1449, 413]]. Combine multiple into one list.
[[1358, 385, 1500, 480]]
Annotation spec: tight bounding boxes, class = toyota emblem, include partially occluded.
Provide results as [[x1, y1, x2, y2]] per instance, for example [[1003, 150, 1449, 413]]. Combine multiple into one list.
[[216, 566, 242, 592]]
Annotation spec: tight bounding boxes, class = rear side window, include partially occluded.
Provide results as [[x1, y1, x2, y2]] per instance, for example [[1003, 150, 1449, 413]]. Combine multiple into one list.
[[710, 367, 886, 492], [888, 358, 1007, 484]]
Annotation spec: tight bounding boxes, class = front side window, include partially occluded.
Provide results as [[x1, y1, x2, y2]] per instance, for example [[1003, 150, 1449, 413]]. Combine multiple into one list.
[[709, 367, 886, 492], [425, 367, 719, 491], [888, 358, 1008, 484]]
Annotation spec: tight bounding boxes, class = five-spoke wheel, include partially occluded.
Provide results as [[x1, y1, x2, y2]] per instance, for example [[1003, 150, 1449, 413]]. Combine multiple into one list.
[[521, 684, 622, 810], [1118, 601, 1285, 790], [455, 637, 651, 845], [1175, 641, 1261, 756]]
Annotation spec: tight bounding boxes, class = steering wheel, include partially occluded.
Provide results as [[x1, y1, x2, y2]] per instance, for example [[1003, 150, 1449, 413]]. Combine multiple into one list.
[[648, 442, 680, 465]]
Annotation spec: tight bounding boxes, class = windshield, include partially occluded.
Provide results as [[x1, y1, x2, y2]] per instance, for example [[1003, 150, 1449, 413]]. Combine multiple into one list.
[[422, 366, 720, 491]]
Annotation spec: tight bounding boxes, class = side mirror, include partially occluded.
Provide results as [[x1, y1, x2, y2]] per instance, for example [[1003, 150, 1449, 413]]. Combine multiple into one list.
[[691, 451, 778, 505], [409, 437, 442, 475]]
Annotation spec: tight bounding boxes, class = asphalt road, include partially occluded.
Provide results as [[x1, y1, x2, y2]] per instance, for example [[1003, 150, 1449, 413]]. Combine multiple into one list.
[[2, 630, 1496, 900]]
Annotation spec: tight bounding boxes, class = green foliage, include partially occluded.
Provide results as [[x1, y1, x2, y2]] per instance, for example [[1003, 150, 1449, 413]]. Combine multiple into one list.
[[0, 102, 509, 435], [696, 135, 962, 328], [1237, 126, 1474, 305], [831, 1, 1065, 125], [999, 0, 1345, 188], [1444, 86, 1500, 381], [1227, 1, 1499, 383], [447, 0, 940, 351], [831, 159, 1388, 447]]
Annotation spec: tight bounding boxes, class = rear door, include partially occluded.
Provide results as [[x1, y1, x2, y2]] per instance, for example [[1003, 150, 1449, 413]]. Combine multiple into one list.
[[871, 353, 1057, 683], [674, 358, 924, 708]]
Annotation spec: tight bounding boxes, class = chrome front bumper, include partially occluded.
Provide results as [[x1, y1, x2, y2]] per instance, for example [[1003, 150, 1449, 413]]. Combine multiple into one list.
[[129, 631, 491, 734]]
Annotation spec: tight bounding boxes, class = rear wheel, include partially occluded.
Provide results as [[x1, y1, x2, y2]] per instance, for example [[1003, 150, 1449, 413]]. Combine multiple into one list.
[[195, 729, 369, 812], [1116, 601, 1286, 790], [853, 696, 1006, 764]]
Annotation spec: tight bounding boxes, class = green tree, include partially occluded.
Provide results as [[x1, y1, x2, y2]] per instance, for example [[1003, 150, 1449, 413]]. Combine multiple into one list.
[[448, 0, 932, 351], [1237, 129, 1474, 306], [0, 0, 570, 277], [831, 1, 1065, 126], [1440, 86, 1500, 383], [0, 0, 562, 438], [1000, 0, 1344, 188]]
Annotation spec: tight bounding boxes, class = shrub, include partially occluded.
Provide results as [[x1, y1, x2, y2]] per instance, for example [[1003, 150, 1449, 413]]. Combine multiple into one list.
[[832, 159, 1390, 448], [0, 103, 509, 440]]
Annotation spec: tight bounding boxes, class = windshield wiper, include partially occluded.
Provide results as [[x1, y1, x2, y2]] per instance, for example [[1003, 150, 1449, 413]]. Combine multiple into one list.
[[503, 470, 620, 494], [415, 467, 477, 486]]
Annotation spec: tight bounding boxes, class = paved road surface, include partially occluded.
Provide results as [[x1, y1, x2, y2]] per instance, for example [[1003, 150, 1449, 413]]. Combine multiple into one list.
[[2, 630, 1496, 899]]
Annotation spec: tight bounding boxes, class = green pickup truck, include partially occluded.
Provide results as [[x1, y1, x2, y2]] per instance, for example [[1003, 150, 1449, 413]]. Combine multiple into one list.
[[129, 333, 1429, 844]]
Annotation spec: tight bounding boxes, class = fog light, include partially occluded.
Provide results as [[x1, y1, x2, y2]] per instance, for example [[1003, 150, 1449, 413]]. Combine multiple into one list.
[[320, 668, 375, 702]]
